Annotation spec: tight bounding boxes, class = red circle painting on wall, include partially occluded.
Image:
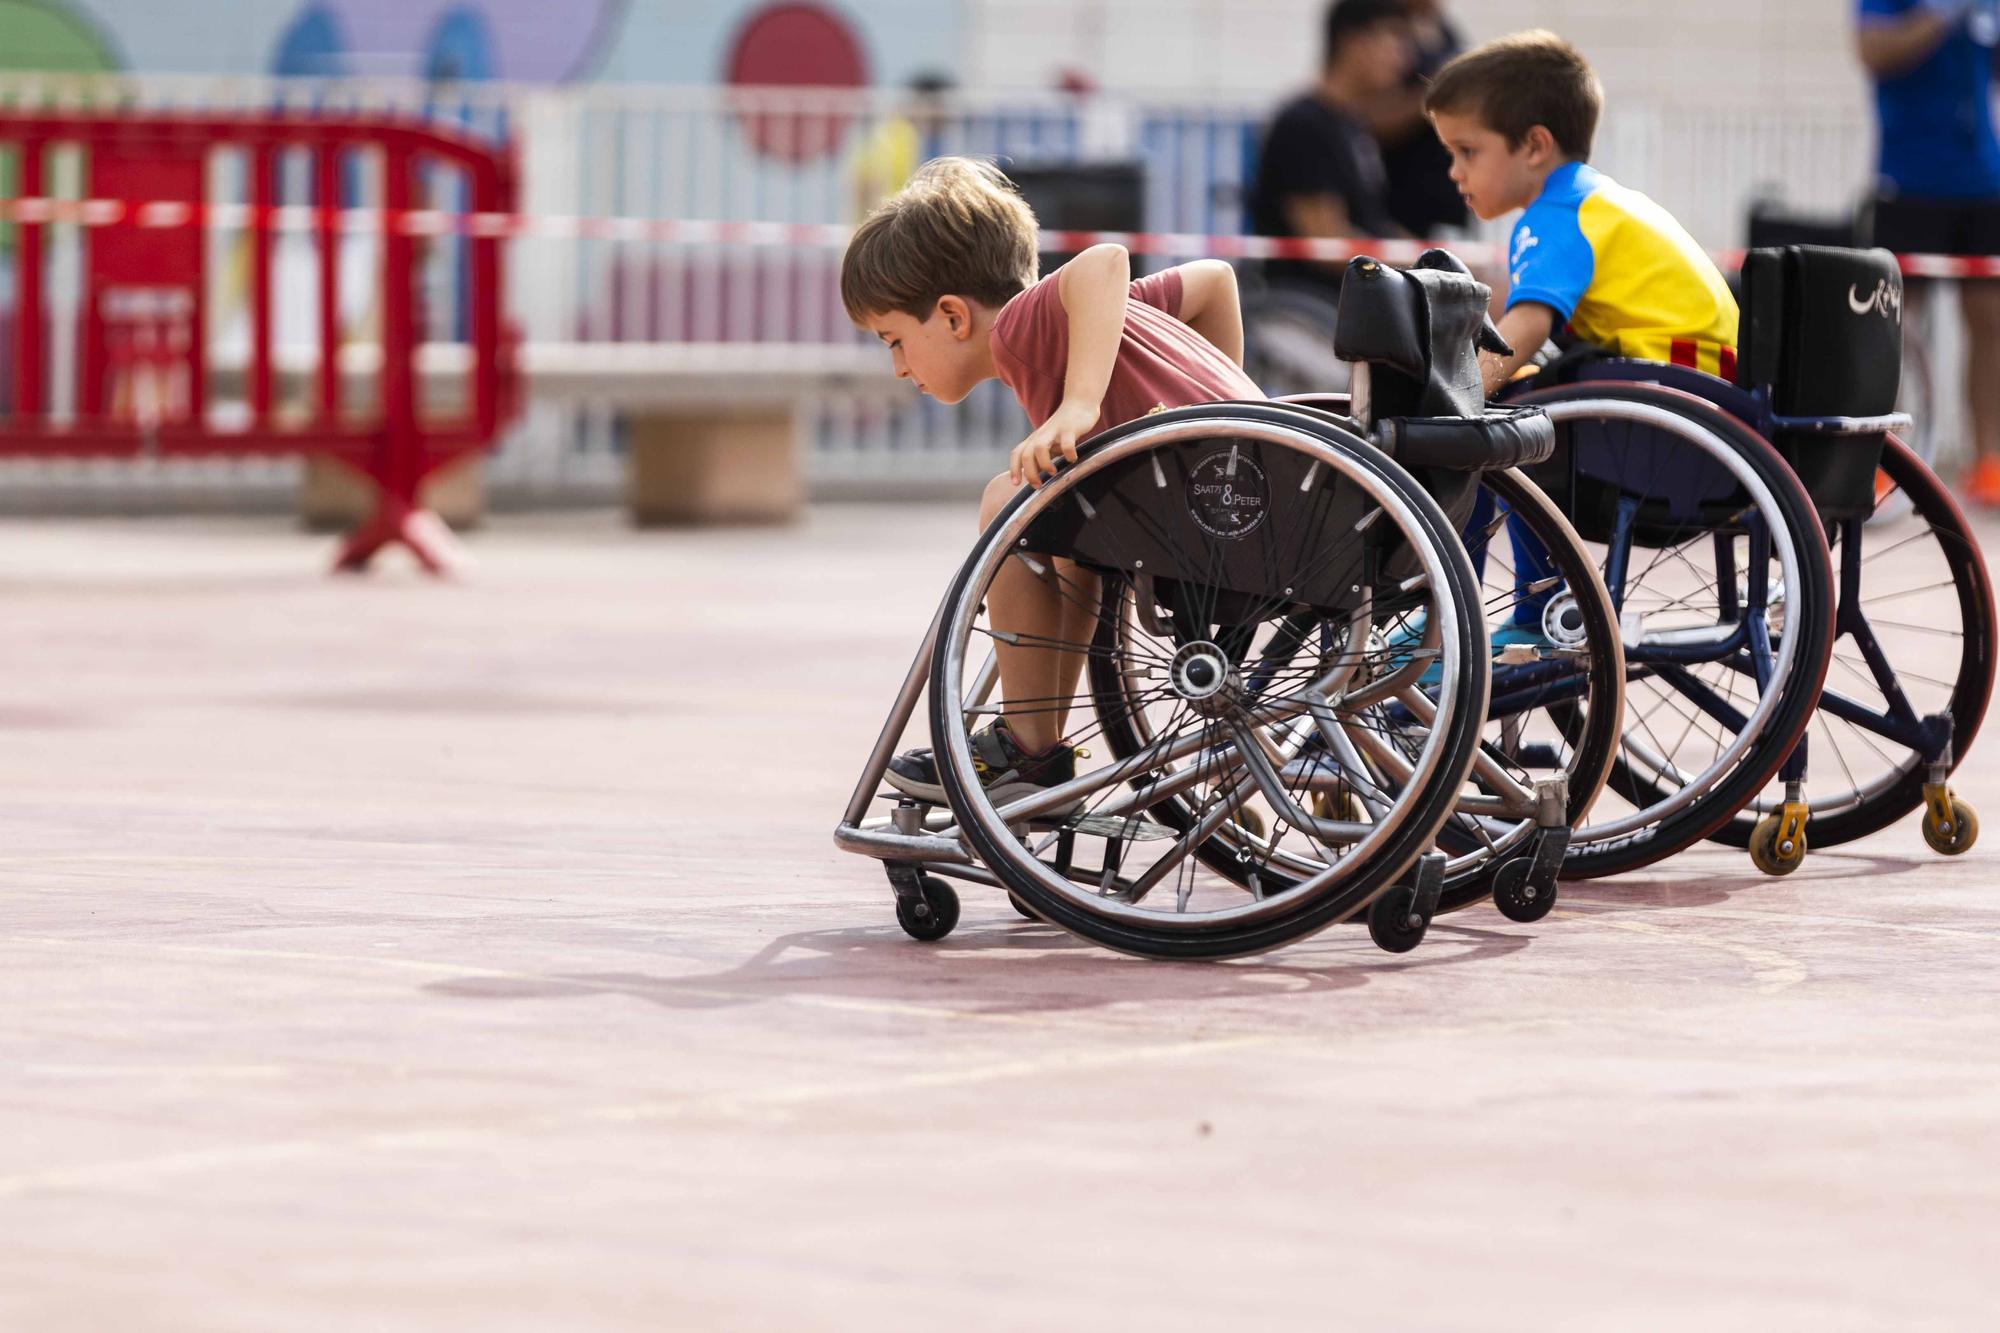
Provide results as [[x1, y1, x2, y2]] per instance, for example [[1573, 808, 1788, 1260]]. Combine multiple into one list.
[[725, 3, 869, 162]]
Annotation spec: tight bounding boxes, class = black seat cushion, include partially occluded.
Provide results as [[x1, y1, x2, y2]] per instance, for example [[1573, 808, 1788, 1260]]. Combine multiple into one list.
[[1381, 406, 1555, 471], [1737, 244, 1902, 417], [1332, 251, 1490, 419]]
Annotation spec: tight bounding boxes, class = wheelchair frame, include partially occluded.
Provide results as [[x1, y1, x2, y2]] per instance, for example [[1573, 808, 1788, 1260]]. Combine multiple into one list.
[[1525, 347, 1989, 872], [833, 400, 1596, 958]]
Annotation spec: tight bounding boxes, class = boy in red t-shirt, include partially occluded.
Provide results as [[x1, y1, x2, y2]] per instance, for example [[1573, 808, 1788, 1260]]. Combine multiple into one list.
[[841, 157, 1263, 805]]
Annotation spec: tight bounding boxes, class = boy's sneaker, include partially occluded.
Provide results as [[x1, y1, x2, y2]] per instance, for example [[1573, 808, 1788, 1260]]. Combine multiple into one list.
[[1379, 610, 1426, 653], [886, 719, 1080, 809], [1408, 619, 1548, 689], [1378, 611, 1436, 684], [1490, 620, 1551, 654]]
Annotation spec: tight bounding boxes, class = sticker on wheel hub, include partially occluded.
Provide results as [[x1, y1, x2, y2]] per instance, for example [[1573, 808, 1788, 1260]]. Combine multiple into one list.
[[1185, 447, 1269, 539]]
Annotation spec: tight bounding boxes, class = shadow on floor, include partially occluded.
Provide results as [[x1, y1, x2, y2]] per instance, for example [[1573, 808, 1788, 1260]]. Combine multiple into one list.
[[1558, 842, 1940, 913], [424, 911, 1535, 1018]]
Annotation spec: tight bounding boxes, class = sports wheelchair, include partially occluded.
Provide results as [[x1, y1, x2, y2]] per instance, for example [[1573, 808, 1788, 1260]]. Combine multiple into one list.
[[835, 251, 1627, 959], [1502, 244, 1993, 876]]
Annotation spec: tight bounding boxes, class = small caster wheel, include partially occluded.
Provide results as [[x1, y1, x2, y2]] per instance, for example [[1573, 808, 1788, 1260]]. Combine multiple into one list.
[[1366, 885, 1428, 953], [1748, 812, 1807, 876], [1235, 806, 1267, 839], [1922, 797, 1979, 855], [896, 876, 961, 941], [1491, 857, 1557, 923], [1008, 891, 1037, 920]]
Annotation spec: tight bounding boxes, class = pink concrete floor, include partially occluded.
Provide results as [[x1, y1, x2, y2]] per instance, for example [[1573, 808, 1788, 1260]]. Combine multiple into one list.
[[0, 506, 1995, 1330]]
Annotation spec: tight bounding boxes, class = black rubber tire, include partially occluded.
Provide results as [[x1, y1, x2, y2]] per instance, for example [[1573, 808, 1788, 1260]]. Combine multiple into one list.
[[1008, 892, 1037, 920], [895, 877, 960, 941], [1366, 886, 1428, 953], [1709, 434, 1995, 850], [1506, 381, 1838, 880], [934, 403, 1490, 959]]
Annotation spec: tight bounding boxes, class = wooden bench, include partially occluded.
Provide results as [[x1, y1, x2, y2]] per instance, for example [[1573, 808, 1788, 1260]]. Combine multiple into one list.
[[225, 340, 900, 527], [524, 342, 902, 525]]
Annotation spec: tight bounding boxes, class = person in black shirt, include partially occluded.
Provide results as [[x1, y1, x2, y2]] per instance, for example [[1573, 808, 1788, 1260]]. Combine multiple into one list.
[[1379, 0, 1469, 237], [1249, 0, 1414, 291]]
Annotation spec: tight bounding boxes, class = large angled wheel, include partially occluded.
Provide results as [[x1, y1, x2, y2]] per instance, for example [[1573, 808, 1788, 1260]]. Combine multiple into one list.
[[1088, 458, 1625, 919], [929, 405, 1489, 959], [1712, 433, 1994, 848], [1506, 380, 1838, 878]]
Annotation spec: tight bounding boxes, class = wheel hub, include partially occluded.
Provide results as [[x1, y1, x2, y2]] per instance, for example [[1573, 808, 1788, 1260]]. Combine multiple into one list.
[[1542, 593, 1589, 648], [1170, 640, 1241, 715]]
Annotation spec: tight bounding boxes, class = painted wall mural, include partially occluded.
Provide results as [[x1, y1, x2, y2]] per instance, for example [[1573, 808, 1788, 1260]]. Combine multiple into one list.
[[0, 1, 963, 90], [268, 0, 622, 82], [0, 0, 122, 73]]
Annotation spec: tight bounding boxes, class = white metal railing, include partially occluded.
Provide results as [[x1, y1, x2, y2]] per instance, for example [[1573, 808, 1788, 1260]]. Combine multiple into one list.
[[0, 74, 1896, 501]]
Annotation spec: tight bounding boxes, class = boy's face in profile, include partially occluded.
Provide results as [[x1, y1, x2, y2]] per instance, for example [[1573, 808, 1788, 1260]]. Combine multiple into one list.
[[1431, 109, 1547, 221], [865, 297, 985, 405]]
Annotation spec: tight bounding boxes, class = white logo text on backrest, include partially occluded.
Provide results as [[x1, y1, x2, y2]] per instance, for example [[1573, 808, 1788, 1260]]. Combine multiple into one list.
[[1847, 278, 1902, 322]]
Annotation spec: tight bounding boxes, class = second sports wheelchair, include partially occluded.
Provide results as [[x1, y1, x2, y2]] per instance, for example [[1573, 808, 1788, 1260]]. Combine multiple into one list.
[[836, 251, 1629, 958], [1502, 243, 1993, 876]]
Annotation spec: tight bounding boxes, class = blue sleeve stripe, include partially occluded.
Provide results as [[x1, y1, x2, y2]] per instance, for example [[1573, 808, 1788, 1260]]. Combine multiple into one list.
[[1509, 194, 1594, 324], [1506, 286, 1580, 321]]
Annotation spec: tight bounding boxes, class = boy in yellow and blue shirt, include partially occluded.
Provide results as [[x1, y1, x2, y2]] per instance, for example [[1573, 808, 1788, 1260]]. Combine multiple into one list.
[[1424, 29, 1739, 394], [1420, 29, 1739, 640]]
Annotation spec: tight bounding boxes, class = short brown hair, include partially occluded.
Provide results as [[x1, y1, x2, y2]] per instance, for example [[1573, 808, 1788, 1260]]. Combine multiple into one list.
[[841, 157, 1039, 323], [1424, 30, 1602, 161]]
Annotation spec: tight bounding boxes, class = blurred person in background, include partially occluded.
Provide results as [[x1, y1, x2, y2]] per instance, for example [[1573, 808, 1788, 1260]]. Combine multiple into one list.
[[1376, 0, 1470, 238], [1857, 0, 2000, 504], [1248, 0, 1413, 293], [849, 71, 956, 219], [1054, 67, 1137, 160]]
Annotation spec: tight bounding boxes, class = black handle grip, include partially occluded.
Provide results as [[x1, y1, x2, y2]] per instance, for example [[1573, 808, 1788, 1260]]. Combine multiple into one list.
[[1477, 323, 1514, 358], [1414, 246, 1512, 358]]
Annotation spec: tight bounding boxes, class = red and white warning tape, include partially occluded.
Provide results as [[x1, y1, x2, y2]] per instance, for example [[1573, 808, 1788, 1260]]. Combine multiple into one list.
[[3, 196, 1998, 279]]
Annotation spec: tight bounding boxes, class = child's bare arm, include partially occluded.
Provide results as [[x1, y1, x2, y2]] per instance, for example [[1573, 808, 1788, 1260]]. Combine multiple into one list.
[[1480, 302, 1557, 398], [1172, 260, 1244, 367], [1010, 243, 1131, 486]]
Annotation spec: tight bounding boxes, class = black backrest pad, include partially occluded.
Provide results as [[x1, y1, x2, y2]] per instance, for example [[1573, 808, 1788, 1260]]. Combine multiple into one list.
[[1332, 257, 1488, 419], [1017, 403, 1400, 616], [1737, 244, 1902, 416]]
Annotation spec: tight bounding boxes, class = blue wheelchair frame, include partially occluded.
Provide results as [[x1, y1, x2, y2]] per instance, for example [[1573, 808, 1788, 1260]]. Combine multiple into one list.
[[1569, 360, 1950, 784], [1479, 372, 1804, 773]]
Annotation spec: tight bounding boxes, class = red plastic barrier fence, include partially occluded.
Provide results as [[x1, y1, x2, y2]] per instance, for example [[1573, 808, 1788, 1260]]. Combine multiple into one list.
[[0, 111, 520, 574]]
